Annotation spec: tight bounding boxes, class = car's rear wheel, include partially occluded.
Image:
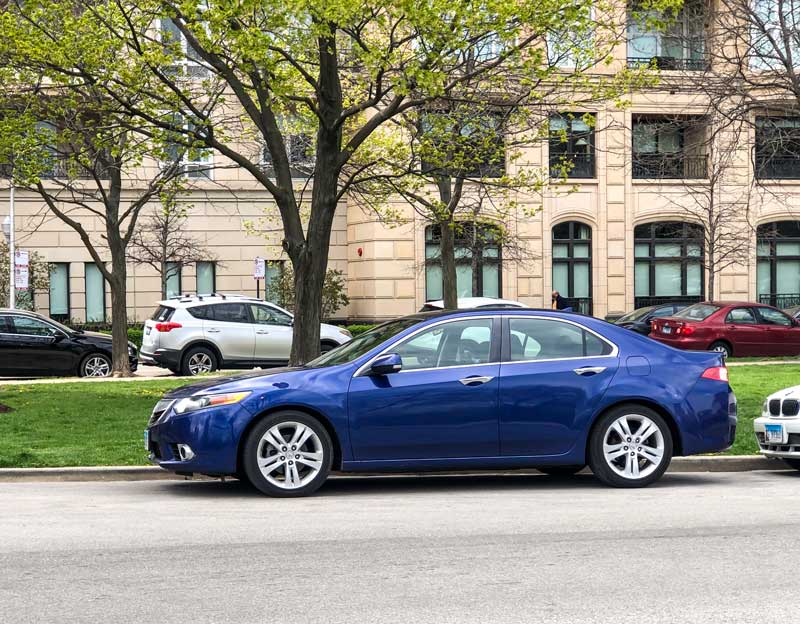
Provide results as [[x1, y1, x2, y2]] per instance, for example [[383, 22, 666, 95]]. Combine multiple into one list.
[[538, 465, 586, 477], [588, 405, 673, 488], [709, 341, 732, 358], [242, 411, 333, 497], [320, 341, 338, 354], [79, 353, 112, 378], [181, 346, 218, 376], [783, 458, 800, 471]]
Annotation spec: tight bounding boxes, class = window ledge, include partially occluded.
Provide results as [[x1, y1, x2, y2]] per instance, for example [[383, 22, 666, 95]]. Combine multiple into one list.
[[631, 178, 709, 185]]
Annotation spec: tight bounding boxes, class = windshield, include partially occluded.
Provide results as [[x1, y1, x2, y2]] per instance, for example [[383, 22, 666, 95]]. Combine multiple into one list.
[[616, 306, 654, 323], [308, 318, 421, 368], [673, 303, 720, 321]]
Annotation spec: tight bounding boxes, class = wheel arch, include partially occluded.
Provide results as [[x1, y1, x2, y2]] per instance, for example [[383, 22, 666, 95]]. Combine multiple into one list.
[[78, 350, 112, 375], [181, 340, 224, 367], [586, 399, 684, 460], [236, 404, 343, 474], [708, 338, 732, 356]]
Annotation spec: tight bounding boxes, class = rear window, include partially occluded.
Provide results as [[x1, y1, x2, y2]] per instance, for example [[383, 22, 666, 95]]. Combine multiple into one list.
[[673, 303, 720, 321], [151, 306, 175, 322], [188, 305, 214, 320]]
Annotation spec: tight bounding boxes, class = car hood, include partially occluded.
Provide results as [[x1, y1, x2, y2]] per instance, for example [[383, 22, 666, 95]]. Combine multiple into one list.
[[73, 330, 112, 344], [766, 385, 800, 401], [164, 367, 306, 398]]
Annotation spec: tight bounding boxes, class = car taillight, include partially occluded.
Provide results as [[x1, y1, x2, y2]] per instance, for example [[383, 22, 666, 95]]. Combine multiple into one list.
[[155, 321, 182, 332], [677, 324, 695, 335], [701, 366, 728, 382]]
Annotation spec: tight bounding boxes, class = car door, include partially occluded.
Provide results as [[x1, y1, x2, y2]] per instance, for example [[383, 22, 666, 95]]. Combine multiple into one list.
[[722, 307, 762, 356], [755, 307, 800, 356], [0, 315, 18, 376], [249, 303, 293, 363], [202, 302, 255, 364], [6, 315, 77, 375], [348, 317, 500, 461], [498, 316, 618, 457]]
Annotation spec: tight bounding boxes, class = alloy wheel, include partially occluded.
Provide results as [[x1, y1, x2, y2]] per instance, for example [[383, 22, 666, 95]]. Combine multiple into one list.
[[188, 353, 213, 375], [84, 356, 111, 377], [602, 413, 665, 479], [256, 422, 324, 490]]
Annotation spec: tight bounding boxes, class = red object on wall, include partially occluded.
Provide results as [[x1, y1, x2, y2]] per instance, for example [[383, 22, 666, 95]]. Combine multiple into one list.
[[357, 247, 363, 257]]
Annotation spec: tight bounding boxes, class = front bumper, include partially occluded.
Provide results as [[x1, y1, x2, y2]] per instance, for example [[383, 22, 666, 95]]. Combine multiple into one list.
[[754, 416, 800, 458]]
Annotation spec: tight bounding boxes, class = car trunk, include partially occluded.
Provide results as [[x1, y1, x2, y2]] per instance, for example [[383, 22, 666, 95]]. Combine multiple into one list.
[[651, 316, 700, 339]]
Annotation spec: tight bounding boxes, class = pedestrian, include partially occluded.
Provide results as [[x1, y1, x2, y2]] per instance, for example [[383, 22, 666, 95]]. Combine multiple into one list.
[[551, 291, 574, 312]]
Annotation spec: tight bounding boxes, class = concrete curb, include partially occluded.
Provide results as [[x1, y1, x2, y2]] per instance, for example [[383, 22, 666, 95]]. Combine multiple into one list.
[[0, 455, 787, 482]]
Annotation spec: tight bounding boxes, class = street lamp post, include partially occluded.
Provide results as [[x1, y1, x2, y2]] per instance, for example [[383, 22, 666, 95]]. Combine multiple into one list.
[[2, 185, 15, 309]]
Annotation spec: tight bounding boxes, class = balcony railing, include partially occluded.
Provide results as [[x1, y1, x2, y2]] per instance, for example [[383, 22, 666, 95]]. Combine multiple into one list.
[[634, 295, 703, 309], [0, 160, 108, 180], [627, 56, 709, 71], [562, 297, 593, 315], [549, 152, 595, 179], [632, 153, 708, 179], [755, 156, 800, 180], [759, 293, 800, 309]]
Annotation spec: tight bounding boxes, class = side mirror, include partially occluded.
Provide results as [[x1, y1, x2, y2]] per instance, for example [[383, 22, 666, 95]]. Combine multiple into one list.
[[368, 353, 402, 376]]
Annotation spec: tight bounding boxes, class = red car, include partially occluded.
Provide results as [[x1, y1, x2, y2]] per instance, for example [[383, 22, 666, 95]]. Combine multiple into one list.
[[650, 302, 800, 358]]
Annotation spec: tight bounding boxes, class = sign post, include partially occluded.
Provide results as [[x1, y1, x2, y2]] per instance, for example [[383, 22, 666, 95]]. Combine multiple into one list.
[[254, 257, 266, 300]]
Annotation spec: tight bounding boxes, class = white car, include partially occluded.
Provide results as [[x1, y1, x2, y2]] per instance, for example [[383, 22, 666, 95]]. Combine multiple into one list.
[[140, 294, 352, 376], [753, 386, 800, 471], [419, 297, 527, 311]]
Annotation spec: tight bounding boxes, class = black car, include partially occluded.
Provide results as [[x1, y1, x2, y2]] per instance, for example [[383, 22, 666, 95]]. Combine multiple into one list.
[[613, 303, 689, 335], [0, 310, 137, 377]]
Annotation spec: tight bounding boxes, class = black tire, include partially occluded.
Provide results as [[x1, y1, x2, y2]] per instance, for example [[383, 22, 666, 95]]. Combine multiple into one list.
[[167, 366, 180, 376], [538, 465, 586, 477], [709, 341, 732, 358], [79, 353, 112, 378], [588, 404, 673, 488], [242, 411, 333, 497], [783, 458, 800, 471], [180, 346, 218, 376], [320, 341, 338, 354]]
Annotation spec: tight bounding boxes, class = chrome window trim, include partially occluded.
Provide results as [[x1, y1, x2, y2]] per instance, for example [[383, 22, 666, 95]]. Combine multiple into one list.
[[354, 315, 497, 377], [503, 315, 619, 364]]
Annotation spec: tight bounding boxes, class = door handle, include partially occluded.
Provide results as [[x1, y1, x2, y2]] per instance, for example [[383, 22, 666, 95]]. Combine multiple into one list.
[[458, 375, 494, 386], [256, 330, 270, 335], [573, 366, 607, 376], [207, 328, 221, 333]]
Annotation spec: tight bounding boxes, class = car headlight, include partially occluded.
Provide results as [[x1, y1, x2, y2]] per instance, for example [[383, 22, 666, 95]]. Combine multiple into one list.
[[763, 400, 769, 415], [339, 328, 352, 338], [173, 391, 252, 415]]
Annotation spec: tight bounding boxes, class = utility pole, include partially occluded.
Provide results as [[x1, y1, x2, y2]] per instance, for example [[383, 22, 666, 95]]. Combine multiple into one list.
[[9, 184, 15, 309]]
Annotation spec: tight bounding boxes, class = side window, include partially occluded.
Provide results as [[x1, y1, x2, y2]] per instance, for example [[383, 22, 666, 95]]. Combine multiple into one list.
[[507, 318, 612, 361], [394, 318, 494, 370], [726, 308, 756, 325], [654, 306, 674, 318], [212, 303, 250, 323], [250, 305, 292, 327], [188, 305, 214, 320], [12, 316, 58, 337], [757, 307, 793, 327], [0, 315, 11, 334]]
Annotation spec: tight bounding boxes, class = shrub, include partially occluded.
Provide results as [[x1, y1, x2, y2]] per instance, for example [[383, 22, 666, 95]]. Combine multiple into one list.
[[346, 324, 376, 336]]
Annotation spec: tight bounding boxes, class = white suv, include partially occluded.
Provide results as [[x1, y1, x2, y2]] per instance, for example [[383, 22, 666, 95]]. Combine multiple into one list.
[[754, 385, 800, 472], [140, 295, 352, 376]]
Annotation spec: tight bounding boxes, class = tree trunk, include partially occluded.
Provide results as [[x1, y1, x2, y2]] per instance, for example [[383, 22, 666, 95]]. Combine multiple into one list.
[[109, 253, 131, 377], [440, 223, 458, 309], [160, 260, 167, 299], [707, 250, 715, 301]]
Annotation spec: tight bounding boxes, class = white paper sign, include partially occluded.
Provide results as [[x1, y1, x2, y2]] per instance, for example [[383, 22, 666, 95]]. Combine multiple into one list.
[[254, 257, 266, 280], [14, 250, 29, 290]]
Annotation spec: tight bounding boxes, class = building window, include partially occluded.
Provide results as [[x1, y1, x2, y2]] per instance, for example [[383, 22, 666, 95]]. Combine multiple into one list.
[[755, 117, 800, 179], [165, 114, 213, 179], [420, 112, 506, 178], [49, 263, 70, 321], [627, 0, 707, 70], [261, 133, 315, 179], [165, 262, 182, 298], [552, 221, 592, 315], [546, 7, 596, 68], [424, 224, 501, 301], [634, 222, 704, 308], [549, 113, 595, 179], [632, 116, 708, 179], [84, 263, 106, 323], [757, 221, 800, 308], [161, 17, 209, 78], [196, 261, 215, 295]]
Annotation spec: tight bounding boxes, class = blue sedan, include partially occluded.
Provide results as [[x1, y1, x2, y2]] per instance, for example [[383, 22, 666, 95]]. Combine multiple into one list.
[[145, 309, 737, 496]]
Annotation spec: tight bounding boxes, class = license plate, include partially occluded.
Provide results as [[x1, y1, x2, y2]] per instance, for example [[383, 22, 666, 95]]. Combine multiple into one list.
[[662, 326, 672, 334], [765, 424, 784, 444], [144, 429, 150, 451], [145, 327, 151, 336]]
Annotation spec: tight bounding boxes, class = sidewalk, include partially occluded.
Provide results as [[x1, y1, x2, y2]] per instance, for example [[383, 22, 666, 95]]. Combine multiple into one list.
[[0, 365, 246, 386]]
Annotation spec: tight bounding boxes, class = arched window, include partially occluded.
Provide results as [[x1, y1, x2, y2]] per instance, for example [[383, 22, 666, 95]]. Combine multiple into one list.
[[757, 221, 800, 308], [425, 223, 501, 301], [551, 221, 592, 314], [634, 222, 704, 308]]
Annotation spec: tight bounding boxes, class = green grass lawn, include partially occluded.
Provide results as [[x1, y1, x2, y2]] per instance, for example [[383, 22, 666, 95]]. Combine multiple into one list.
[[0, 364, 796, 468]]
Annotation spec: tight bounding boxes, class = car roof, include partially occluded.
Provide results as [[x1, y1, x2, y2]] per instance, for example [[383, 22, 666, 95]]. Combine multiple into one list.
[[157, 294, 283, 308], [423, 297, 526, 309], [0, 308, 47, 318], [407, 307, 585, 322]]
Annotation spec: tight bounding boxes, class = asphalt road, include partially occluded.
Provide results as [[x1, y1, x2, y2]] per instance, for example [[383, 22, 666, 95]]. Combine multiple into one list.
[[2, 470, 799, 624]]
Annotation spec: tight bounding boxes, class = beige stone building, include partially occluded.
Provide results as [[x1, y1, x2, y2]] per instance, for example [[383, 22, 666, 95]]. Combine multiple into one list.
[[4, 1, 800, 324]]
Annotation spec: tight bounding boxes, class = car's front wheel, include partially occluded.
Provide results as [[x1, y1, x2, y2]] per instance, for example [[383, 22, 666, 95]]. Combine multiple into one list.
[[783, 458, 800, 471], [588, 405, 673, 488], [242, 411, 333, 497], [79, 353, 112, 377]]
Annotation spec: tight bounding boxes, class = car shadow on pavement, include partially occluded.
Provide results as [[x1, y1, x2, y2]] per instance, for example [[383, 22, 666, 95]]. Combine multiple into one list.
[[153, 471, 716, 499]]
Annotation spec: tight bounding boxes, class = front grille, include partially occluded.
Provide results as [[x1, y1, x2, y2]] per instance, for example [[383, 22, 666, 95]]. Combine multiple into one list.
[[148, 399, 174, 426], [783, 399, 799, 416], [769, 399, 781, 416]]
